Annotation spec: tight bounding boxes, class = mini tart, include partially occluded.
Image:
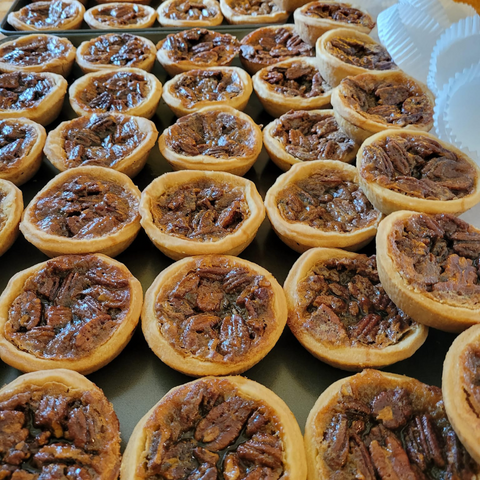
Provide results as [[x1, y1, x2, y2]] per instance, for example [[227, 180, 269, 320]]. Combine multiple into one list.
[[252, 58, 333, 117], [0, 179, 23, 258], [358, 129, 480, 215], [294, 1, 375, 45], [0, 118, 46, 186], [376, 211, 480, 333], [76, 33, 157, 74], [239, 25, 315, 75], [8, 0, 85, 31], [162, 67, 253, 117], [305, 369, 480, 480], [84, 3, 157, 29], [156, 29, 240, 77], [316, 28, 398, 87], [142, 255, 287, 376], [0, 369, 121, 480], [263, 109, 358, 171], [265, 160, 382, 253], [220, 0, 289, 25], [121, 376, 306, 479], [0, 71, 67, 126], [20, 166, 141, 258], [44, 113, 158, 178], [331, 71, 436, 144], [139, 170, 265, 260], [69, 68, 162, 119], [284, 248, 428, 370], [0, 35, 76, 77], [157, 0, 223, 27], [159, 105, 262, 176], [0, 254, 142, 375]]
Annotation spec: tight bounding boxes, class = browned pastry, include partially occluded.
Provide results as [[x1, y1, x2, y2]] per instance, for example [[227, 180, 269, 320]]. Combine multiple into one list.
[[305, 369, 480, 480], [44, 113, 158, 178], [142, 255, 287, 376], [0, 179, 23, 257], [20, 166, 141, 258], [84, 3, 157, 29], [357, 129, 480, 215], [0, 35, 76, 76], [220, 0, 289, 24], [120, 376, 306, 479], [156, 28, 240, 77], [0, 369, 121, 480], [376, 211, 480, 332], [157, 0, 223, 27]]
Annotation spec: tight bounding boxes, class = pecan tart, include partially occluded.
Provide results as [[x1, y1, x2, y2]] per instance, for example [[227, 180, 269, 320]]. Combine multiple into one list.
[[285, 248, 428, 370], [8, 0, 85, 31], [0, 35, 75, 77], [358, 130, 480, 215], [0, 254, 142, 374], [44, 113, 158, 178], [316, 28, 398, 87], [265, 160, 382, 252], [0, 369, 121, 480], [69, 68, 162, 119], [305, 369, 480, 480], [263, 110, 358, 171], [76, 33, 157, 74], [331, 71, 436, 144], [162, 67, 253, 117], [20, 166, 141, 258], [0, 179, 23, 258], [0, 71, 67, 126], [142, 255, 287, 376], [157, 0, 223, 27], [219, 0, 288, 25], [139, 170, 265, 260], [159, 106, 262, 176], [156, 29, 240, 77], [84, 3, 157, 29], [0, 118, 46, 186], [376, 211, 480, 332], [121, 376, 306, 479], [252, 58, 333, 117], [240, 25, 315, 75]]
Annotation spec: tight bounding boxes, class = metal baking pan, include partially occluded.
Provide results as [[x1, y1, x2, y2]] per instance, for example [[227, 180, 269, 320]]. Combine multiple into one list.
[[0, 30, 464, 449]]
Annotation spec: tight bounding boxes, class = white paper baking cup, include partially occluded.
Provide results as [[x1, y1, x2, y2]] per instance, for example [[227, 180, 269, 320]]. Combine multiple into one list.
[[460, 202, 480, 229], [433, 81, 451, 143], [360, 0, 398, 41]]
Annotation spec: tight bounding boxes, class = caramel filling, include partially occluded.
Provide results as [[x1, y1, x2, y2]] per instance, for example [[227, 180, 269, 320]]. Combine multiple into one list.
[[227, 0, 282, 15], [304, 2, 374, 29], [17, 0, 78, 28], [162, 0, 219, 20], [0, 120, 37, 171], [92, 4, 149, 25], [0, 72, 53, 110]]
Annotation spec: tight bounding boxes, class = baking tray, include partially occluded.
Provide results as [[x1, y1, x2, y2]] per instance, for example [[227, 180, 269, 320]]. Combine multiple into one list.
[[0, 30, 471, 451]]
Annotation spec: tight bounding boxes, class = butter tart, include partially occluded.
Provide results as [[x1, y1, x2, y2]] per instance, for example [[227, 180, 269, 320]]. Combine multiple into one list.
[[139, 170, 265, 260], [316, 28, 398, 87], [358, 130, 480, 215], [239, 25, 315, 75], [69, 68, 162, 119], [0, 71, 67, 126], [0, 34, 76, 77], [157, 0, 223, 27], [265, 160, 382, 252], [331, 71, 436, 144], [0, 369, 121, 480], [263, 110, 358, 171], [376, 211, 480, 332], [76, 33, 157, 74], [0, 118, 46, 186], [0, 179, 23, 258], [284, 248, 428, 370], [8, 0, 85, 31], [156, 29, 240, 77], [162, 67, 253, 117], [220, 0, 289, 24], [252, 58, 333, 117], [84, 3, 157, 29], [142, 255, 287, 376], [44, 113, 158, 178], [121, 376, 306, 479], [159, 105, 262, 176], [305, 369, 480, 480], [20, 166, 141, 258], [0, 254, 142, 374], [294, 1, 375, 46]]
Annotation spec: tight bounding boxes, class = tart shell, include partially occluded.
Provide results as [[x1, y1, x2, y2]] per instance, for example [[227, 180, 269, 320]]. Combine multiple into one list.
[[84, 3, 157, 29], [0, 179, 23, 258], [219, 0, 289, 24], [157, 0, 223, 27]]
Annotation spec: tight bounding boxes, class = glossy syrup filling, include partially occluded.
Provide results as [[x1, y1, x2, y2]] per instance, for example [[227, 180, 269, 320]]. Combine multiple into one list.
[[0, 72, 53, 111], [162, 0, 219, 20], [0, 120, 37, 171], [17, 0, 79, 28]]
